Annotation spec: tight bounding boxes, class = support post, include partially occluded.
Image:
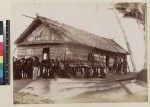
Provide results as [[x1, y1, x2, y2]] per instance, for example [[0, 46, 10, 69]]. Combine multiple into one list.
[[64, 44, 67, 62], [106, 55, 109, 67], [123, 55, 127, 75]]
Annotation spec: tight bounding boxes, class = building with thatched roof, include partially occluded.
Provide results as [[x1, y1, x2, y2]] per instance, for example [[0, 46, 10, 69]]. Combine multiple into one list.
[[15, 16, 128, 68]]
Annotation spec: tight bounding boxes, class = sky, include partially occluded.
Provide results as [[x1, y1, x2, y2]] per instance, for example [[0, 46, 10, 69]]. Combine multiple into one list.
[[11, 3, 145, 71]]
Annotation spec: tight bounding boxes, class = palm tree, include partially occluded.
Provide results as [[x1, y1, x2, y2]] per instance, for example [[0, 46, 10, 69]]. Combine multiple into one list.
[[114, 3, 147, 71], [114, 3, 145, 26]]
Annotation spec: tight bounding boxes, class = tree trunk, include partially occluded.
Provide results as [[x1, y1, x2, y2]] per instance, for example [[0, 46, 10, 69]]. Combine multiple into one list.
[[135, 19, 147, 70], [112, 6, 137, 72]]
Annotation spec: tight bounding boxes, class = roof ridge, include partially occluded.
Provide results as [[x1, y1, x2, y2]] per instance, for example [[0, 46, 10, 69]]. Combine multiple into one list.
[[38, 16, 109, 40]]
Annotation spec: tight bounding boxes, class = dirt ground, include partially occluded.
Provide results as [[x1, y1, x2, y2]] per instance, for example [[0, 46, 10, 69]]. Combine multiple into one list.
[[13, 73, 148, 104], [13, 92, 53, 104]]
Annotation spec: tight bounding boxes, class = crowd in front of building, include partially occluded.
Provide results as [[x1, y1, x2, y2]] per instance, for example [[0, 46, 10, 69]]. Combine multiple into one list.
[[13, 56, 127, 80]]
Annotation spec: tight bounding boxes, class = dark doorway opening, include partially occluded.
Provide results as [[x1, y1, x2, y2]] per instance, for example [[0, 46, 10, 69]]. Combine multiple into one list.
[[43, 48, 50, 60]]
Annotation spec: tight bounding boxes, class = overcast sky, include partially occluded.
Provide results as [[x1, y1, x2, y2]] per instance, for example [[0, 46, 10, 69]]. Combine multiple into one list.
[[11, 3, 145, 71]]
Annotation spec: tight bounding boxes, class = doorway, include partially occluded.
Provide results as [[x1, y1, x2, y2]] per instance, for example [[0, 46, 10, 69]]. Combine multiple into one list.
[[43, 48, 50, 60]]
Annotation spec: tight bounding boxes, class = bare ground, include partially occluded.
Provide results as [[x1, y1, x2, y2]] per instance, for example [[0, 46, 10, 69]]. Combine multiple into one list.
[[13, 92, 53, 104], [13, 73, 148, 104]]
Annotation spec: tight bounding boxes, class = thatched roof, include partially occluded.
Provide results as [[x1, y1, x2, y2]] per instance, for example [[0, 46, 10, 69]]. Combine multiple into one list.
[[15, 16, 128, 55]]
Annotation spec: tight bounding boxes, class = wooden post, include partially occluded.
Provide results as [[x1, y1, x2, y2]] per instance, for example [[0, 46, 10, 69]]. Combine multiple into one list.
[[123, 55, 127, 75], [64, 44, 67, 62], [91, 49, 95, 67], [49, 48, 51, 59], [106, 55, 109, 67], [98, 53, 100, 65]]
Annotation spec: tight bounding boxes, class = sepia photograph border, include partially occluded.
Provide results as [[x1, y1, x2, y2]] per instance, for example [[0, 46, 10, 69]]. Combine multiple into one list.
[[0, 0, 150, 107]]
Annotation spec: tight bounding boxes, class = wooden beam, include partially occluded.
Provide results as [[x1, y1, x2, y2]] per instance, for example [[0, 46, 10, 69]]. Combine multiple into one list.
[[64, 44, 67, 61], [22, 14, 35, 19]]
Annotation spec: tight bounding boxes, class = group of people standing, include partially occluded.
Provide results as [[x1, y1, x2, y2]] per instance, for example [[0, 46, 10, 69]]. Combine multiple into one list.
[[13, 56, 70, 80], [13, 57, 34, 79], [112, 57, 127, 75], [13, 56, 127, 80]]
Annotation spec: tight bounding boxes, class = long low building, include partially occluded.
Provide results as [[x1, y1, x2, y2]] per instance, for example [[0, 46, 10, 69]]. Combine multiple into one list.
[[15, 15, 129, 70]]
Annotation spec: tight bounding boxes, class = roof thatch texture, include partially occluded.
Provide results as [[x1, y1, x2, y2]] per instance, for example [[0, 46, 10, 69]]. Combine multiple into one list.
[[15, 16, 128, 55]]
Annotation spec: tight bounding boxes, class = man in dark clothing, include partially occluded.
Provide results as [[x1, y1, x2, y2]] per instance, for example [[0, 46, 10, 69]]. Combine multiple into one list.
[[50, 59, 55, 78], [113, 59, 118, 74], [93, 67, 98, 78], [64, 61, 71, 78], [13, 58, 18, 79], [117, 59, 123, 75], [54, 59, 60, 77], [26, 57, 33, 78], [13, 59, 22, 79], [100, 67, 106, 78], [45, 59, 51, 79], [122, 59, 127, 75], [85, 67, 90, 78]]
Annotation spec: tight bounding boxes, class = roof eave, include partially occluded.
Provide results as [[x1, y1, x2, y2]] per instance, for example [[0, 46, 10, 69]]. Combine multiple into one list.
[[15, 17, 41, 44]]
